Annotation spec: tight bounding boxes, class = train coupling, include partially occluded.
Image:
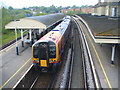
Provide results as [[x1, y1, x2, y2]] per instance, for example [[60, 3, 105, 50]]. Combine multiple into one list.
[[41, 68, 48, 72]]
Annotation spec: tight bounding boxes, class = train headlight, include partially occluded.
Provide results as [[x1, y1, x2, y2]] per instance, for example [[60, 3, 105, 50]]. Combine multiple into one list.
[[33, 60, 39, 63], [49, 60, 53, 63]]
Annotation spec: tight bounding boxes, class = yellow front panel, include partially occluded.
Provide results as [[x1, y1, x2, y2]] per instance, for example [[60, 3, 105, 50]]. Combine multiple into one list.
[[56, 45, 59, 62], [33, 58, 38, 60], [40, 60, 47, 67]]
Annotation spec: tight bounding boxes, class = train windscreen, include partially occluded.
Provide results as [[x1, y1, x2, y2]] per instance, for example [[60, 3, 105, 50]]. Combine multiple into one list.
[[38, 43, 48, 60], [33, 44, 39, 58], [33, 42, 56, 59], [49, 41, 56, 58]]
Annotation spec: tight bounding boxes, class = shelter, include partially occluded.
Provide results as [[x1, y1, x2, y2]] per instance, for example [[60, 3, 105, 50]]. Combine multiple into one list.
[[5, 13, 66, 55], [5, 13, 65, 30]]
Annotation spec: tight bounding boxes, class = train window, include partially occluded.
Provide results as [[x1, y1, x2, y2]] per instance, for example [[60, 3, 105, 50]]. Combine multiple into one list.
[[33, 44, 39, 58], [38, 43, 48, 60], [49, 41, 56, 58]]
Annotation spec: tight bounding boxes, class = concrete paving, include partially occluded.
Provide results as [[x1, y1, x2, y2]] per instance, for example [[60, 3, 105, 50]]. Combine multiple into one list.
[[0, 40, 32, 88]]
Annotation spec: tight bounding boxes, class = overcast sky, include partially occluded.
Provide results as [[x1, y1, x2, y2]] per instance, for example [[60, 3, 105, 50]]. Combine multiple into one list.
[[1, 0, 104, 8]]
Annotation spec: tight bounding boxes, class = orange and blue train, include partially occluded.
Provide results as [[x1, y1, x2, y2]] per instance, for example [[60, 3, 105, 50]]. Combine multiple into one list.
[[32, 16, 71, 71]]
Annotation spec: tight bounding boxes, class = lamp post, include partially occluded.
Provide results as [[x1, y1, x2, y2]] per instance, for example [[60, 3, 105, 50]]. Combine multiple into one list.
[[14, 20, 20, 55], [108, 0, 110, 16]]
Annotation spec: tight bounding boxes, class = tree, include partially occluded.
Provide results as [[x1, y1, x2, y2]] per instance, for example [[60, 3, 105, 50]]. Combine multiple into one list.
[[66, 11, 74, 15], [71, 5, 78, 9], [64, 6, 70, 9], [22, 7, 27, 10], [8, 6, 13, 10]]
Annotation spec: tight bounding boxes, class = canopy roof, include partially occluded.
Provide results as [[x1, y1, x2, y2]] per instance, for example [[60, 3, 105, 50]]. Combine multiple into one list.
[[5, 13, 66, 30]]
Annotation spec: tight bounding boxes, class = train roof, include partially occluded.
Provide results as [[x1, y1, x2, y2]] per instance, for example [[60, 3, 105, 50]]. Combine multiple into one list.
[[5, 13, 66, 30], [36, 31, 61, 44], [34, 16, 71, 45], [28, 13, 65, 27]]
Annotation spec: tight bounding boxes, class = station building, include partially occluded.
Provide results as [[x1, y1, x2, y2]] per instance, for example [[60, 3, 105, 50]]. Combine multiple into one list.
[[93, 0, 120, 17], [61, 7, 94, 14]]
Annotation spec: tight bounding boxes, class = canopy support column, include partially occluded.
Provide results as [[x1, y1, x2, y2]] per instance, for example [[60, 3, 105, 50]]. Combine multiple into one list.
[[29, 29, 32, 47], [39, 29, 41, 34], [21, 29, 24, 47], [111, 45, 116, 64], [27, 31, 29, 39], [33, 31, 37, 42], [15, 28, 19, 55]]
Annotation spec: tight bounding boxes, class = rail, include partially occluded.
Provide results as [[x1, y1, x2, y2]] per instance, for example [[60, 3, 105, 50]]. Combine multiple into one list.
[[13, 65, 56, 89], [72, 16, 101, 89], [12, 17, 100, 89]]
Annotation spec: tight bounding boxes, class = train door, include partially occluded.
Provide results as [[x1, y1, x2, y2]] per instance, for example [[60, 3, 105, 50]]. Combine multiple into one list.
[[38, 42, 49, 67]]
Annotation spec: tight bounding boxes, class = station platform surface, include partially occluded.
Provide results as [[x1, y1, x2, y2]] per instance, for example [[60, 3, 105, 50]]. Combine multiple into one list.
[[78, 14, 120, 44], [76, 15, 119, 89], [78, 14, 119, 36], [0, 40, 32, 89]]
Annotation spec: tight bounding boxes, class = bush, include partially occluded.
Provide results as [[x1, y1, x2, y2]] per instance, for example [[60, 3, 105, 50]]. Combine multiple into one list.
[[1, 7, 28, 46]]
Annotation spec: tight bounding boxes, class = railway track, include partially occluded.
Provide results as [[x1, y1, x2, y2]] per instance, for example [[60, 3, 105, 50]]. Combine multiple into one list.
[[30, 73, 55, 89], [69, 16, 101, 89], [68, 19, 85, 88], [14, 66, 57, 89], [58, 16, 101, 89], [13, 19, 72, 90], [13, 16, 101, 89]]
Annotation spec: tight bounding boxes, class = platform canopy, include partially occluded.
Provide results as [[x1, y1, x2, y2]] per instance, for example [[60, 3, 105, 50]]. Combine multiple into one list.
[[5, 13, 66, 30]]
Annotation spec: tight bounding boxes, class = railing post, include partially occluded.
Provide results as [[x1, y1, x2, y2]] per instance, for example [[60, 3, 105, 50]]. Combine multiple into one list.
[[15, 27, 19, 55], [111, 45, 116, 64], [21, 29, 24, 47], [29, 29, 32, 47]]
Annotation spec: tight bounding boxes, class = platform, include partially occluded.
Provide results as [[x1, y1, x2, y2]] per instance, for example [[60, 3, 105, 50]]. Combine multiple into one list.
[[76, 14, 120, 64], [0, 39, 32, 89], [77, 14, 120, 44], [74, 17, 119, 88]]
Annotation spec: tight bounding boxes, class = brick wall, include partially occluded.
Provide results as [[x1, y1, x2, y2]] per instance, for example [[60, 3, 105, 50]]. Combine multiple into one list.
[[61, 7, 94, 14]]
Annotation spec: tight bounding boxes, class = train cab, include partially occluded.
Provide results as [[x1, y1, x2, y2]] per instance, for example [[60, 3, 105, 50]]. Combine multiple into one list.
[[32, 40, 58, 69], [32, 16, 71, 72]]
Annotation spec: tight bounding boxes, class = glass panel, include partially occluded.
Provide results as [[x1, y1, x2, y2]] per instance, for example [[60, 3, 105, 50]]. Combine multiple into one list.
[[33, 44, 39, 58], [33, 42, 56, 59], [39, 43, 48, 60], [49, 41, 56, 58]]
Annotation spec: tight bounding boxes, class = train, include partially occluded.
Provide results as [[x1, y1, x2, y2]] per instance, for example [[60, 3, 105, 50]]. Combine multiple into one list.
[[32, 16, 71, 72]]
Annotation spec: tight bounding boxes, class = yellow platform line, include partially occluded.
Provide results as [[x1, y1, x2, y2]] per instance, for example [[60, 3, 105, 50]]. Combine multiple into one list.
[[0, 41, 21, 55], [0, 57, 32, 89], [85, 28, 112, 89]]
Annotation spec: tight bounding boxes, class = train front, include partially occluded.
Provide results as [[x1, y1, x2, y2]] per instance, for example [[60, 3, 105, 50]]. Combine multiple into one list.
[[32, 40, 58, 71]]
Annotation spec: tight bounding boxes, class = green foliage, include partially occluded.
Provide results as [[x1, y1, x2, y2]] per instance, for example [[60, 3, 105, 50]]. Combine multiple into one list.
[[71, 5, 79, 9], [75, 11, 84, 14], [8, 6, 13, 10], [66, 11, 74, 15], [2, 30, 21, 45], [66, 10, 84, 15], [1, 7, 31, 46], [0, 9, 2, 47], [1, 5, 93, 46], [27, 5, 93, 14], [35, 12, 47, 16], [29, 5, 61, 14]]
